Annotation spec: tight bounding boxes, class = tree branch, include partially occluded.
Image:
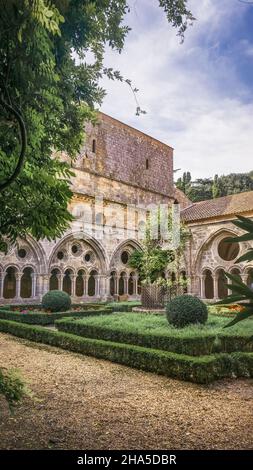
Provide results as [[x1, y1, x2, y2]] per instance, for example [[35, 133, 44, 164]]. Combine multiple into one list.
[[0, 95, 27, 192]]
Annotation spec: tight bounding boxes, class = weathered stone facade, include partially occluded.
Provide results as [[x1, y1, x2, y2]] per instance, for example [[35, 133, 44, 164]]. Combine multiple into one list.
[[0, 113, 174, 304], [0, 113, 253, 304], [183, 210, 253, 301]]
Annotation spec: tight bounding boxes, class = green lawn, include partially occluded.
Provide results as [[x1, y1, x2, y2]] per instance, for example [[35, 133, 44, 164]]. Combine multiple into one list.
[[61, 312, 253, 339]]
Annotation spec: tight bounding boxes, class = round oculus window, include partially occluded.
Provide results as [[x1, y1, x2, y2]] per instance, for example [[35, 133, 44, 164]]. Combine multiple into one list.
[[218, 238, 240, 261], [18, 248, 27, 259]]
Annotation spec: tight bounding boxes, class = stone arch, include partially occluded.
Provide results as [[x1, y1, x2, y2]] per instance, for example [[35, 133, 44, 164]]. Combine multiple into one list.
[[75, 269, 86, 297], [49, 231, 108, 275], [216, 268, 228, 299], [20, 266, 34, 299], [110, 239, 143, 276], [203, 268, 214, 300], [88, 270, 98, 297], [49, 268, 61, 291], [194, 228, 241, 275], [118, 271, 127, 296], [63, 268, 74, 295], [3, 266, 17, 299]]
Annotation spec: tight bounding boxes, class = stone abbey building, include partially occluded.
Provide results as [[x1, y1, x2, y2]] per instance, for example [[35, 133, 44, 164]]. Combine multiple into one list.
[[0, 113, 253, 304]]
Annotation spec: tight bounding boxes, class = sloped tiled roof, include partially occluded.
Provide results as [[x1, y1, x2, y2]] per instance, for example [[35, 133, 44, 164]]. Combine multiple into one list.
[[181, 190, 253, 223], [174, 187, 192, 209]]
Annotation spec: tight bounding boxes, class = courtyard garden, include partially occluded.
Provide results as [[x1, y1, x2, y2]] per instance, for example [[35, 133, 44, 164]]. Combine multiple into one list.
[[0, 290, 253, 385]]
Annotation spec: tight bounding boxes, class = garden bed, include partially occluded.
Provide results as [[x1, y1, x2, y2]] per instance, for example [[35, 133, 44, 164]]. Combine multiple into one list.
[[1, 318, 252, 384], [56, 312, 253, 355], [0, 307, 113, 325]]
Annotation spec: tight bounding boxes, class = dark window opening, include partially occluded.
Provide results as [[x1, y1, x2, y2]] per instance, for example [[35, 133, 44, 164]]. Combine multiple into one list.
[[146, 159, 149, 170], [57, 251, 64, 260], [18, 249, 27, 259], [92, 139, 96, 153]]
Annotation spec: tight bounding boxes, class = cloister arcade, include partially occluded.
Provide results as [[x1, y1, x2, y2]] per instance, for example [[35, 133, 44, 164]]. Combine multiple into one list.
[[0, 234, 141, 302], [194, 229, 253, 301]]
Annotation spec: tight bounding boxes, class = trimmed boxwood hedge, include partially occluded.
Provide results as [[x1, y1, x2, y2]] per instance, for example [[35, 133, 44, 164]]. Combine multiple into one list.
[[215, 334, 253, 353], [56, 318, 216, 356], [0, 318, 244, 384], [0, 307, 113, 325]]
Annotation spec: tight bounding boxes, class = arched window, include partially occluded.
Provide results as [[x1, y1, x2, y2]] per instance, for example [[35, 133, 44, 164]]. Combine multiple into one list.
[[110, 271, 116, 296], [128, 272, 134, 295], [3, 267, 17, 299], [119, 272, 126, 296], [204, 270, 214, 299], [63, 269, 72, 295], [230, 268, 242, 282], [76, 270, 85, 297], [50, 269, 60, 290], [21, 267, 33, 298], [217, 269, 228, 299], [88, 270, 97, 296]]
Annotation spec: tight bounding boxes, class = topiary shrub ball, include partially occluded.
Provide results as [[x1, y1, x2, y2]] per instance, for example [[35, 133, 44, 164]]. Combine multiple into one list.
[[42, 290, 71, 312], [166, 295, 208, 328]]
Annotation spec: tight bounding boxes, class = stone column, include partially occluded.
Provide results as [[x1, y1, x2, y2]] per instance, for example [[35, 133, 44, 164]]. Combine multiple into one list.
[[124, 275, 129, 295], [15, 272, 22, 300], [105, 274, 111, 299], [242, 274, 248, 285], [214, 274, 219, 300], [31, 273, 37, 298], [132, 275, 140, 298], [82, 275, 88, 296], [114, 275, 119, 295], [200, 274, 205, 299], [94, 275, 101, 297], [57, 273, 64, 291], [70, 274, 76, 297], [0, 272, 4, 299]]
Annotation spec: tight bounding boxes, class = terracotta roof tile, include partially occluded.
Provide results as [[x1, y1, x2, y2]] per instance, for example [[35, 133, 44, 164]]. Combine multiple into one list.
[[181, 190, 253, 222]]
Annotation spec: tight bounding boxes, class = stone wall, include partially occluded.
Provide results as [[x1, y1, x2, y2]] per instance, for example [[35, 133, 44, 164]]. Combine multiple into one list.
[[186, 215, 253, 300]]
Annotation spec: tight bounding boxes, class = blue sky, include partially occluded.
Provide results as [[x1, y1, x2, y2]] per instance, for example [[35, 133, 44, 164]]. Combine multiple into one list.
[[100, 0, 253, 180]]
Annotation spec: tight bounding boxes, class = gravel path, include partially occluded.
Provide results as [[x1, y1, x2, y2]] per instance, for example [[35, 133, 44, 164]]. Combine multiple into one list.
[[0, 332, 253, 450]]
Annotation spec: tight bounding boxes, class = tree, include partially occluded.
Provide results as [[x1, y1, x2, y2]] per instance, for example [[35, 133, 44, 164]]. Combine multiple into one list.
[[216, 216, 253, 327], [176, 171, 253, 203], [129, 207, 190, 286], [0, 0, 194, 249]]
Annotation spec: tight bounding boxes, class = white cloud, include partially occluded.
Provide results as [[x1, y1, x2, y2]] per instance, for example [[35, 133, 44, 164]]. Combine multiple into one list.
[[99, 0, 253, 180]]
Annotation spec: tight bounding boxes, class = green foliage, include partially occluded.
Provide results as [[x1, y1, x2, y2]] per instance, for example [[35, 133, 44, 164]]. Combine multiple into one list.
[[0, 0, 194, 247], [0, 307, 113, 324], [0, 367, 26, 406], [166, 295, 208, 328], [215, 216, 253, 326], [57, 312, 253, 354], [0, 318, 239, 384], [42, 290, 71, 312], [159, 0, 195, 42], [56, 316, 216, 356], [176, 171, 253, 202], [1, 317, 253, 383], [129, 208, 190, 284]]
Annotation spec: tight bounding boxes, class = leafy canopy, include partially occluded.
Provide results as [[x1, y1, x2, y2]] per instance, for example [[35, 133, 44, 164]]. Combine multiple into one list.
[[129, 207, 190, 284], [0, 0, 194, 249]]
